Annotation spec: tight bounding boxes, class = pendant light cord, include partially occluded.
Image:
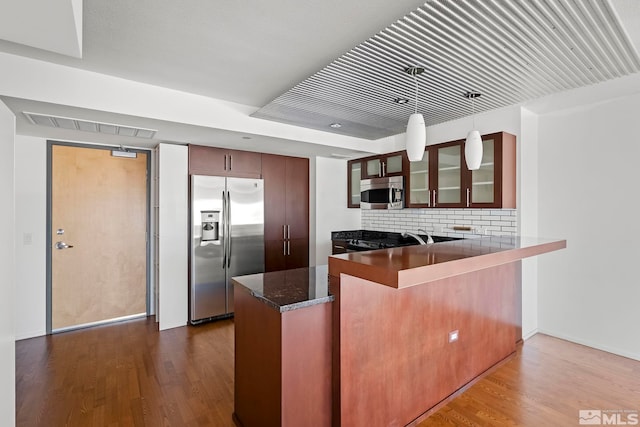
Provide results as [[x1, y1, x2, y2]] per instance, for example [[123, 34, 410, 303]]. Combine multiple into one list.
[[471, 94, 475, 129], [414, 74, 419, 114]]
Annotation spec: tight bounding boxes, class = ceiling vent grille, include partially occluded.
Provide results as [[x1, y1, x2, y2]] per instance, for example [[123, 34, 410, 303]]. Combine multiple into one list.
[[23, 112, 157, 139]]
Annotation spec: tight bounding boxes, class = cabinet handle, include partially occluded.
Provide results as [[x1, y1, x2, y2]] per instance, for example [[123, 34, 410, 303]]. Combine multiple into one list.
[[382, 162, 386, 177], [229, 155, 232, 171], [433, 190, 437, 207], [224, 155, 227, 171], [466, 188, 470, 207], [287, 240, 290, 256], [283, 241, 286, 255], [287, 225, 290, 240], [283, 225, 286, 240]]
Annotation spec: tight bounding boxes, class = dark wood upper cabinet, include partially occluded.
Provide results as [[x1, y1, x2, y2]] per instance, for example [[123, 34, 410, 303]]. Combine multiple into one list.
[[347, 151, 406, 208], [351, 132, 516, 209], [362, 151, 405, 179], [188, 145, 261, 178], [406, 131, 516, 209], [262, 154, 309, 272], [466, 132, 516, 209], [432, 141, 465, 208], [347, 159, 363, 208]]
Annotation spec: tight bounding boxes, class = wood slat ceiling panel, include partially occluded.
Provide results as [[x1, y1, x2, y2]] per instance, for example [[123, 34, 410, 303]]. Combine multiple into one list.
[[252, 0, 640, 140]]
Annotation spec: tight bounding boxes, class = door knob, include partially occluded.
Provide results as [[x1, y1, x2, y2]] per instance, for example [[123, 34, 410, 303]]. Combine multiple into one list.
[[55, 241, 74, 250]]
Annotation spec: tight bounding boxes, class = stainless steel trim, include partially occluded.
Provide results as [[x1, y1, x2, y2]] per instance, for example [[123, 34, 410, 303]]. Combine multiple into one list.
[[222, 190, 227, 268], [226, 191, 232, 269], [360, 175, 404, 210]]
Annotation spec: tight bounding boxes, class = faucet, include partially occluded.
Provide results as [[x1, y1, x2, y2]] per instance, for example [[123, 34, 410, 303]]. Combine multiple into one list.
[[402, 231, 432, 245], [417, 228, 435, 244]]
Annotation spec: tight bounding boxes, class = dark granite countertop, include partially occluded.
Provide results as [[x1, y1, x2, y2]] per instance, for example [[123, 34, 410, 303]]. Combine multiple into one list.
[[331, 229, 461, 248], [231, 265, 333, 313]]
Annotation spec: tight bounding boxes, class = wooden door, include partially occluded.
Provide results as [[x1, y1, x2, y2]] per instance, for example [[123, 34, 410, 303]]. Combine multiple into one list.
[[347, 159, 362, 208], [189, 145, 228, 176], [51, 144, 148, 330], [262, 154, 286, 272], [227, 149, 262, 178], [188, 145, 262, 178], [432, 141, 465, 208], [284, 156, 309, 240], [286, 238, 309, 270]]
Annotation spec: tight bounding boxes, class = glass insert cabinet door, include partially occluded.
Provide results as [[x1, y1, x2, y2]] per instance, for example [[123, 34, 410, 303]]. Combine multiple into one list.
[[349, 161, 362, 206], [365, 154, 403, 178], [471, 138, 495, 204], [408, 151, 429, 205], [385, 154, 403, 175], [366, 158, 381, 177], [436, 144, 462, 205]]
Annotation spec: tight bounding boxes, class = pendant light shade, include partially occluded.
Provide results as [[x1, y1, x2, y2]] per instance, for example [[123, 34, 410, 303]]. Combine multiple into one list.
[[464, 91, 483, 170], [405, 66, 426, 162], [406, 113, 426, 161], [465, 130, 483, 170]]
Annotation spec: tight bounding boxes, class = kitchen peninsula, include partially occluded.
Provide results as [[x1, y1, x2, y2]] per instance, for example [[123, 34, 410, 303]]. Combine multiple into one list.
[[233, 236, 566, 427]]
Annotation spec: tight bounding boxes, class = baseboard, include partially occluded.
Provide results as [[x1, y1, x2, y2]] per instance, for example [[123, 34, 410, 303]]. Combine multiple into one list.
[[522, 328, 539, 341], [15, 329, 46, 341], [537, 328, 640, 362]]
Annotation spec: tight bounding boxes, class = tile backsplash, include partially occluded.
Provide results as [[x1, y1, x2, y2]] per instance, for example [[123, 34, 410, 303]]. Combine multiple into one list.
[[361, 209, 517, 239]]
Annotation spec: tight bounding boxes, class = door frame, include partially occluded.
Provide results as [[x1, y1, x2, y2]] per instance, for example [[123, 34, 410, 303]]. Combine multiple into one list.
[[46, 140, 152, 334]]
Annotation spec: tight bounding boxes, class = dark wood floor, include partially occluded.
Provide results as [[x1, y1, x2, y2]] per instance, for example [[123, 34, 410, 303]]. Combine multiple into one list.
[[16, 317, 640, 426]]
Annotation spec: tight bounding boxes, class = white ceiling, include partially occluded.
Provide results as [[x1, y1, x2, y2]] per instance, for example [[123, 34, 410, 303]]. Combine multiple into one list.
[[1, 0, 640, 157]]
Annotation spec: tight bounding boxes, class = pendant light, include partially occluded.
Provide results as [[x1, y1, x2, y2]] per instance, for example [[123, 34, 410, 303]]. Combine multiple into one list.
[[405, 66, 426, 162], [464, 91, 483, 170]]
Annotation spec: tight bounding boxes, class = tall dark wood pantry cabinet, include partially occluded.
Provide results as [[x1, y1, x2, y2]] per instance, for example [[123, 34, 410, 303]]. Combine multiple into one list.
[[262, 154, 309, 272]]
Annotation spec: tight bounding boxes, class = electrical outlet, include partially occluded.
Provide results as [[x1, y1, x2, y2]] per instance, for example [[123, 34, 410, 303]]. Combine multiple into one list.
[[448, 329, 459, 343]]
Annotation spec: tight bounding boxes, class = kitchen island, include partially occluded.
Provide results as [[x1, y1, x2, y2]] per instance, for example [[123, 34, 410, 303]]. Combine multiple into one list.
[[232, 266, 333, 427], [233, 236, 565, 427], [329, 235, 565, 427]]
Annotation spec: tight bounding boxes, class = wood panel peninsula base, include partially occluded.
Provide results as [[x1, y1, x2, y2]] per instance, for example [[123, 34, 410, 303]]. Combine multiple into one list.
[[232, 266, 333, 427], [232, 236, 565, 427], [329, 236, 565, 427]]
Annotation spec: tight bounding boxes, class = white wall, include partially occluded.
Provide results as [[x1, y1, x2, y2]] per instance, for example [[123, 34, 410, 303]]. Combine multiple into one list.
[[315, 157, 361, 265], [157, 143, 188, 330], [519, 108, 540, 339], [0, 100, 16, 426], [387, 104, 522, 152], [537, 92, 640, 360], [14, 135, 47, 339]]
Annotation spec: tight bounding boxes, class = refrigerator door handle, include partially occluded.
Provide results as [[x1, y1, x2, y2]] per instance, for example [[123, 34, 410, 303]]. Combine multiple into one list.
[[222, 190, 227, 269], [227, 191, 232, 268]]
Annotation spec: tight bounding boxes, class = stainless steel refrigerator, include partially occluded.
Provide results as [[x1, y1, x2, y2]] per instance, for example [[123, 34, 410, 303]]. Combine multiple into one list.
[[190, 175, 264, 324]]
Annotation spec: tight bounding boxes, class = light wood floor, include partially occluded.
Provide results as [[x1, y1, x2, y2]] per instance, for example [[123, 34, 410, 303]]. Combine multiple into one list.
[[16, 317, 640, 426]]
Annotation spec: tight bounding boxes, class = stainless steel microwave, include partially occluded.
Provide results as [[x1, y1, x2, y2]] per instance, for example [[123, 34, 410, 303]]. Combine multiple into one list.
[[360, 176, 404, 209]]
